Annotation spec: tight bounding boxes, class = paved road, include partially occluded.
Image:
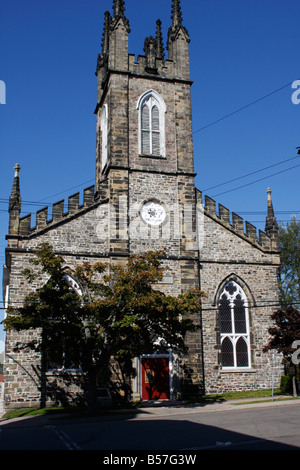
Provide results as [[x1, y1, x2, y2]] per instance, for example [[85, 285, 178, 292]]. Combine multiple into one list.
[[0, 399, 299, 453]]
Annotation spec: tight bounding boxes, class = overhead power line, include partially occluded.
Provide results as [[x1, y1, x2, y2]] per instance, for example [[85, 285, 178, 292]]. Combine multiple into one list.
[[203, 155, 299, 192], [1, 299, 299, 311], [193, 81, 294, 135], [0, 79, 297, 209], [212, 163, 300, 198], [37, 179, 95, 203], [1, 153, 299, 210]]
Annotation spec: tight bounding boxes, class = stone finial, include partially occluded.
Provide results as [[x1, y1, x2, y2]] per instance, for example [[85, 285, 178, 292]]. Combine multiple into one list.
[[14, 163, 21, 177], [113, 0, 125, 17], [171, 0, 183, 28], [266, 188, 275, 219], [144, 36, 157, 69], [9, 163, 21, 213], [265, 187, 279, 246], [156, 20, 165, 61], [102, 11, 111, 56], [96, 11, 111, 73], [167, 0, 190, 53], [111, 0, 130, 32], [8, 163, 22, 235], [97, 11, 111, 72]]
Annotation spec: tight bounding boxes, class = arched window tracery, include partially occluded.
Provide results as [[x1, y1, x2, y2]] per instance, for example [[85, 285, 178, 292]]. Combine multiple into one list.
[[218, 280, 251, 369]]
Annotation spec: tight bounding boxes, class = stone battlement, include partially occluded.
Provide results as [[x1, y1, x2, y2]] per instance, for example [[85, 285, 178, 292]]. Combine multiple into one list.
[[196, 189, 275, 251], [18, 181, 108, 237], [128, 54, 188, 82]]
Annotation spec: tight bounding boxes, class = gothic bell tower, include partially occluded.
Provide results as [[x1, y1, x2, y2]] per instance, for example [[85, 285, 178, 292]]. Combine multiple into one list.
[[94, 0, 202, 396], [94, 0, 197, 256], [95, 0, 194, 180]]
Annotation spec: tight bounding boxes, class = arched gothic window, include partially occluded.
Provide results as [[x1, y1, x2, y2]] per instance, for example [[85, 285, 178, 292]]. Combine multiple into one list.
[[218, 280, 251, 369], [137, 90, 166, 157]]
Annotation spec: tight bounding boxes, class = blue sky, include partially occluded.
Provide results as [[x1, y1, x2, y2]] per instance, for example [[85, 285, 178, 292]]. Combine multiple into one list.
[[0, 0, 299, 350]]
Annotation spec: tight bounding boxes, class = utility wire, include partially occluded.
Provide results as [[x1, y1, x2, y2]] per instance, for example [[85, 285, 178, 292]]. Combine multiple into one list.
[[0, 80, 297, 209], [193, 81, 294, 135], [212, 163, 300, 198], [203, 155, 299, 192], [1, 156, 299, 209], [0, 83, 295, 207], [1, 300, 299, 311], [37, 179, 94, 203], [0, 177, 94, 208]]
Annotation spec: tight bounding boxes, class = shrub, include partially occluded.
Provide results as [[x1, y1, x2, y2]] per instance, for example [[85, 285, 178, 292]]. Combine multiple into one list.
[[280, 375, 292, 393]]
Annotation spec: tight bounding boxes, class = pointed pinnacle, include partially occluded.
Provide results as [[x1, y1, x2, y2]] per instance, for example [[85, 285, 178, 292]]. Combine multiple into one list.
[[9, 163, 21, 213], [101, 11, 111, 55], [171, 0, 183, 28], [111, 0, 130, 33], [156, 19, 165, 60], [265, 187, 278, 235], [113, 0, 125, 18]]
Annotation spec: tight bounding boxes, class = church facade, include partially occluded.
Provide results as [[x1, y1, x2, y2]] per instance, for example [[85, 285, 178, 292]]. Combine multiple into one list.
[[3, 0, 282, 409]]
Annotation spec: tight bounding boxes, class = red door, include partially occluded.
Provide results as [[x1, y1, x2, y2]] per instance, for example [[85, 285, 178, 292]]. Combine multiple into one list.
[[141, 357, 170, 400]]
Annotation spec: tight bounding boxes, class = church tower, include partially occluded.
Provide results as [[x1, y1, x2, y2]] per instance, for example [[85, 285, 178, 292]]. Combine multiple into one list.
[[94, 0, 202, 395], [95, 0, 197, 260]]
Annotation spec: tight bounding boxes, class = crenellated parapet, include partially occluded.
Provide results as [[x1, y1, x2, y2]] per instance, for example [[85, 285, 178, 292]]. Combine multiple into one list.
[[14, 180, 109, 238], [196, 189, 279, 252]]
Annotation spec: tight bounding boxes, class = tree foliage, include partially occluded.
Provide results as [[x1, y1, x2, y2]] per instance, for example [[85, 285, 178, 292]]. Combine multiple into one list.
[[263, 306, 300, 393], [3, 243, 204, 409], [278, 216, 300, 308], [263, 218, 300, 390], [263, 306, 300, 357]]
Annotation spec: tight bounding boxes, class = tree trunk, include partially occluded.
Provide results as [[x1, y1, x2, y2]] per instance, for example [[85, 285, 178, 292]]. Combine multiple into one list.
[[40, 330, 47, 408], [292, 363, 299, 397], [292, 376, 298, 397], [87, 366, 97, 414]]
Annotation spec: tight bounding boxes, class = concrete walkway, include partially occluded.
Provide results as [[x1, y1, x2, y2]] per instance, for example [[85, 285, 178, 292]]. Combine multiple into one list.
[[134, 395, 299, 417], [0, 395, 298, 422]]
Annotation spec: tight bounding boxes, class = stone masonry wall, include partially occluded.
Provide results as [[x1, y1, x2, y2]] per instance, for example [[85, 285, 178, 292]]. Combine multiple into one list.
[[4, 201, 112, 409], [198, 209, 282, 394]]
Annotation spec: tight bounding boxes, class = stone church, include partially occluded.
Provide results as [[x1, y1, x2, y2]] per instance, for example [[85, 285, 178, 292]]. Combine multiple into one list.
[[3, 0, 282, 409]]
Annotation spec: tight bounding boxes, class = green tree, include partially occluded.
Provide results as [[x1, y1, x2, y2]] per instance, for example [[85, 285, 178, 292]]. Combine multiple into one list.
[[263, 217, 300, 396], [278, 216, 300, 308], [263, 306, 300, 396], [3, 243, 203, 412]]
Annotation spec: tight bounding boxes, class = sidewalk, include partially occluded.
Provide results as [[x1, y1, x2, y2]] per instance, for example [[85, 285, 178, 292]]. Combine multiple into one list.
[[0, 395, 298, 423], [125, 395, 300, 418]]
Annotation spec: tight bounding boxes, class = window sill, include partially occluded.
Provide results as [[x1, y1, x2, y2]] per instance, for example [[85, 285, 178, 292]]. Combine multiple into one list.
[[220, 368, 257, 374], [139, 154, 166, 160]]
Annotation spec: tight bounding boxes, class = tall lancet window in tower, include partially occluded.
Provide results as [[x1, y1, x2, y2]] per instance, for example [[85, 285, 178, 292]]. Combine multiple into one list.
[[101, 104, 108, 170], [218, 280, 251, 369], [137, 90, 166, 158]]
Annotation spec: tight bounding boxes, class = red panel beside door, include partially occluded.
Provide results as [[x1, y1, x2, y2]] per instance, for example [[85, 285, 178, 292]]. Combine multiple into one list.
[[141, 357, 170, 400]]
